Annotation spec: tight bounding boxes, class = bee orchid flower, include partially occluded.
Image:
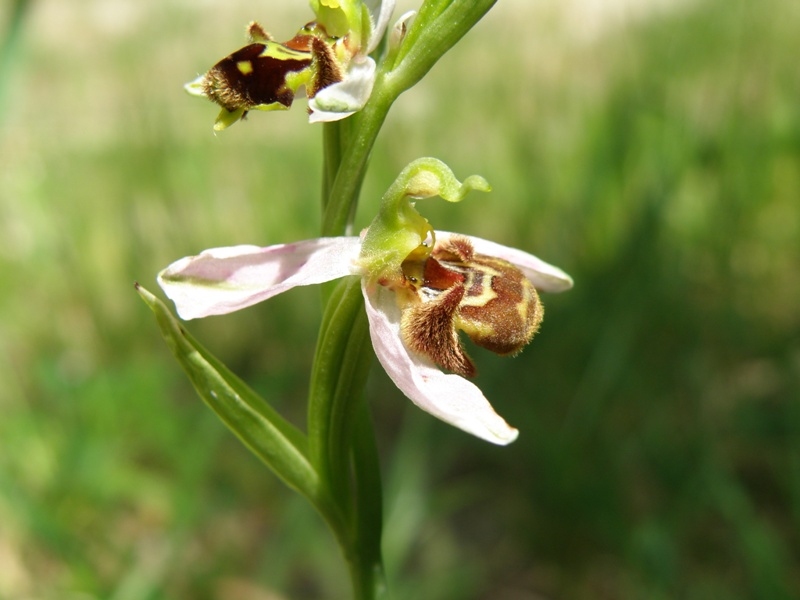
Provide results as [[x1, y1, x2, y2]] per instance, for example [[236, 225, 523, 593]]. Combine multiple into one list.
[[157, 160, 573, 445], [185, 0, 396, 130]]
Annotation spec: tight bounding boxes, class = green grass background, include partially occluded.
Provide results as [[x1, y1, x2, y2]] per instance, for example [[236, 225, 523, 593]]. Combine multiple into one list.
[[1, 0, 798, 598]]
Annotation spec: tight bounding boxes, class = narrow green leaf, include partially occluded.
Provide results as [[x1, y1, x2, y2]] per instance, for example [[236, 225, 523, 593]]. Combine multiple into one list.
[[136, 283, 319, 500]]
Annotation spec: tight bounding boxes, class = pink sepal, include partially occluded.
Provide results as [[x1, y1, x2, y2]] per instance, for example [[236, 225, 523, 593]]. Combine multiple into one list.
[[158, 238, 361, 320]]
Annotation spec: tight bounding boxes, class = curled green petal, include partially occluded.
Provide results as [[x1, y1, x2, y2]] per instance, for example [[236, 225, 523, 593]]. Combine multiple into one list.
[[136, 283, 318, 498], [400, 157, 491, 201], [359, 157, 490, 282]]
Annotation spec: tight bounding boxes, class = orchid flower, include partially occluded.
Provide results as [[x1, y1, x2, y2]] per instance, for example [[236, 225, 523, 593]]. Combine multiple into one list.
[[184, 0, 396, 130], [157, 160, 572, 445]]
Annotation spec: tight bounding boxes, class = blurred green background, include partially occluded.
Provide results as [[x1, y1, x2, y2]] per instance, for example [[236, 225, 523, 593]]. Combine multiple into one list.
[[1, 0, 798, 598]]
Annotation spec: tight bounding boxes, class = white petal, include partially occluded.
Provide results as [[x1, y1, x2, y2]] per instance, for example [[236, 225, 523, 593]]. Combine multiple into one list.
[[437, 231, 574, 293], [308, 58, 376, 123], [362, 282, 519, 445], [159, 238, 362, 320], [365, 0, 396, 54], [184, 75, 207, 97], [389, 10, 416, 50]]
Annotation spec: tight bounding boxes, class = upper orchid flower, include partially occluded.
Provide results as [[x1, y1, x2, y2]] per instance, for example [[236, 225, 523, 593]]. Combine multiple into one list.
[[157, 160, 573, 444], [185, 0, 396, 130]]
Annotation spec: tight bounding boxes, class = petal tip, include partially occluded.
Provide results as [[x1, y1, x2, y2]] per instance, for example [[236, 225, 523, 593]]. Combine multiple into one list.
[[488, 425, 519, 446], [184, 75, 207, 97]]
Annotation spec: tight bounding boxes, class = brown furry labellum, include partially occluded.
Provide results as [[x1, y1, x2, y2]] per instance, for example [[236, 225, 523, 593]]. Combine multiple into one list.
[[201, 21, 343, 115], [399, 236, 543, 378]]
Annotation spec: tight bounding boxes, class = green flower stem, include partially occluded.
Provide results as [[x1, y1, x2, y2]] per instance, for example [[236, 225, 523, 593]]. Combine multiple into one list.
[[326, 295, 373, 504], [315, 66, 399, 600], [307, 276, 386, 600], [389, 0, 498, 92], [307, 277, 352, 478], [350, 403, 387, 599], [307, 277, 369, 505], [322, 120, 344, 210], [318, 76, 400, 236], [339, 311, 387, 600], [321, 81, 394, 236], [310, 5, 503, 597], [395, 0, 450, 54]]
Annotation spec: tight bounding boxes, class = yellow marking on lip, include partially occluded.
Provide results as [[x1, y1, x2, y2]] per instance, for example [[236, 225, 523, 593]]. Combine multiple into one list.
[[459, 265, 500, 308], [236, 61, 254, 75]]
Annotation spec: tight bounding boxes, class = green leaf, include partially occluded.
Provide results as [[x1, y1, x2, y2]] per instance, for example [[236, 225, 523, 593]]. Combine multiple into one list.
[[136, 284, 319, 500]]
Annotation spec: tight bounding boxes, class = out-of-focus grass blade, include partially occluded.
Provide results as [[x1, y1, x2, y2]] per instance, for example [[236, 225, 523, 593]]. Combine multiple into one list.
[[136, 283, 319, 499], [0, 0, 33, 124]]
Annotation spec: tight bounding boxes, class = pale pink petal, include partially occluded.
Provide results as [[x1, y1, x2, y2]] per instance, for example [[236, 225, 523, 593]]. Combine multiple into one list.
[[159, 238, 362, 320], [362, 281, 519, 445], [308, 59, 376, 123], [437, 231, 574, 293]]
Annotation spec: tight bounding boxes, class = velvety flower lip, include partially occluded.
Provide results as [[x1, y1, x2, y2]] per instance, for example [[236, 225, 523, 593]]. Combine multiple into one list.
[[157, 233, 572, 445], [436, 231, 574, 293], [363, 282, 520, 444]]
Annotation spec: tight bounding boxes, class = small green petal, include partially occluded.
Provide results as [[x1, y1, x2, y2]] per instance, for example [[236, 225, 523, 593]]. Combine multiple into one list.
[[213, 107, 247, 131], [251, 102, 292, 113]]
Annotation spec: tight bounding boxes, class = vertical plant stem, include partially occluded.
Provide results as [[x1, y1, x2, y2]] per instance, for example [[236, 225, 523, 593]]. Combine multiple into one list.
[[321, 76, 394, 236], [308, 277, 387, 600], [321, 271, 384, 596], [350, 403, 387, 598], [310, 5, 505, 591], [308, 277, 362, 505], [322, 121, 344, 210], [327, 297, 374, 502], [342, 320, 388, 600], [313, 63, 403, 600]]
